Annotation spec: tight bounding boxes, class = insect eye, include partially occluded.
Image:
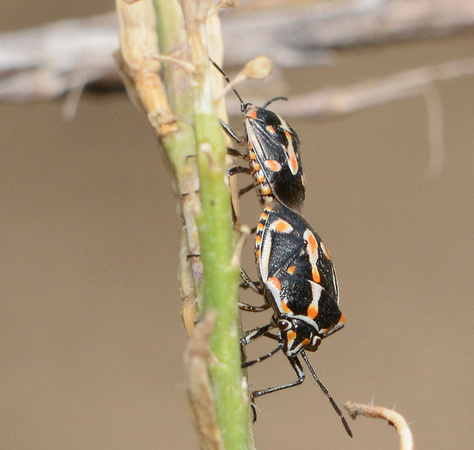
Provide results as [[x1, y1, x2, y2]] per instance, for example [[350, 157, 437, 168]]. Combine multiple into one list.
[[278, 319, 291, 331]]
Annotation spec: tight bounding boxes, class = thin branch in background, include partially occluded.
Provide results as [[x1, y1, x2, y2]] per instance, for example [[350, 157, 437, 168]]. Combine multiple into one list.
[[224, 0, 474, 67], [0, 0, 473, 101], [344, 402, 414, 450], [251, 57, 471, 175], [269, 57, 474, 119], [0, 12, 119, 101]]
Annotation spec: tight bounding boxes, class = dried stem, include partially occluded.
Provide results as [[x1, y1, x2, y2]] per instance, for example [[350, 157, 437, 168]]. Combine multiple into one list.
[[344, 402, 414, 450], [271, 57, 474, 119], [116, 0, 252, 448], [1, 0, 473, 101]]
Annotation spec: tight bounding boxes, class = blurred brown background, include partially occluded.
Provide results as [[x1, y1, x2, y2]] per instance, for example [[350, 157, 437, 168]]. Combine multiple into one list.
[[1, 2, 473, 449]]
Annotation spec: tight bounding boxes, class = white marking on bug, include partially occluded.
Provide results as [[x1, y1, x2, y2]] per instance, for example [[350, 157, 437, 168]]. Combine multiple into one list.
[[259, 226, 272, 281], [278, 118, 292, 133], [246, 122, 266, 160], [310, 281, 323, 304]]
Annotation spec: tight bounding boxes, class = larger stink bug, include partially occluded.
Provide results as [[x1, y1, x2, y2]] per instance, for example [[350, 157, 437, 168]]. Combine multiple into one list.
[[211, 60, 306, 213], [242, 199, 352, 437], [254, 200, 345, 349]]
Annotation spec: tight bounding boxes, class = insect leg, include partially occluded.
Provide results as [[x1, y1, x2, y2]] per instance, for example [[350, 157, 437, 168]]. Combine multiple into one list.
[[227, 147, 248, 159], [240, 324, 274, 348], [250, 355, 305, 399], [228, 166, 252, 177], [239, 268, 263, 294], [238, 183, 254, 197], [220, 119, 242, 144]]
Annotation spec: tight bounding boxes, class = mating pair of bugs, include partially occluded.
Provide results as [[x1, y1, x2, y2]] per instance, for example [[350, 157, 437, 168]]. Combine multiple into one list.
[[212, 61, 352, 438]]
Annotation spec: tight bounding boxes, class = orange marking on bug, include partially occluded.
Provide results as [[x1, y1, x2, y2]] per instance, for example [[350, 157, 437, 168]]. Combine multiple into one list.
[[255, 235, 262, 245], [321, 242, 331, 260], [255, 249, 260, 258], [301, 338, 310, 347], [264, 159, 282, 172], [312, 267, 321, 283], [266, 125, 276, 134], [281, 299, 291, 314], [307, 303, 318, 319], [274, 219, 293, 233], [287, 330, 296, 342], [307, 232, 318, 256], [287, 265, 296, 275], [268, 276, 281, 291], [257, 222, 265, 231], [248, 109, 257, 119], [249, 151, 257, 160], [253, 162, 261, 171], [339, 314, 345, 325]]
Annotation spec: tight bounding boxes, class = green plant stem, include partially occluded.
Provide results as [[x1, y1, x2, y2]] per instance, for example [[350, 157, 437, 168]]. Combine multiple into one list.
[[153, 0, 251, 448]]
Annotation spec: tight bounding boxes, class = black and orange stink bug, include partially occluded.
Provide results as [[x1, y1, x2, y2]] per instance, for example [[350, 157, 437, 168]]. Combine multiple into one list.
[[243, 199, 352, 437], [211, 60, 306, 213]]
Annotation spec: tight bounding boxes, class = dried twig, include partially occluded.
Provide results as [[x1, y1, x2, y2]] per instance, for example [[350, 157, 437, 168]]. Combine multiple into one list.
[[1, 0, 473, 101], [344, 402, 414, 450], [0, 12, 119, 102], [116, 0, 254, 447], [225, 0, 474, 67], [265, 57, 474, 119]]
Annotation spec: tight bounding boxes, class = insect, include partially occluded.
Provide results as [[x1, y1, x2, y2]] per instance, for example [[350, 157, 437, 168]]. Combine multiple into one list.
[[242, 199, 352, 437], [210, 60, 306, 213]]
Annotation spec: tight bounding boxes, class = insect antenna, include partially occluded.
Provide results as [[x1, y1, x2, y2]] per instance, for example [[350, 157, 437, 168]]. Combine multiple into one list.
[[209, 58, 246, 112], [262, 96, 288, 109], [301, 351, 353, 438]]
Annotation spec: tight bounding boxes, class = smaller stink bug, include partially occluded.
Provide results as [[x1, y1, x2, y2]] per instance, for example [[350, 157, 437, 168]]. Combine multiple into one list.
[[211, 60, 306, 213]]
